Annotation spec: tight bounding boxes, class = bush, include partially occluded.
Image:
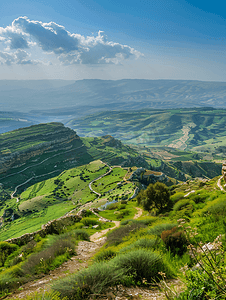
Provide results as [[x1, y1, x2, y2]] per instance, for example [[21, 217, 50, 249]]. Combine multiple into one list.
[[72, 229, 90, 241], [121, 218, 156, 226], [170, 192, 185, 203], [161, 227, 188, 256], [207, 199, 226, 215], [94, 249, 116, 262], [177, 267, 226, 300], [173, 199, 195, 211], [115, 209, 130, 219], [51, 262, 125, 299], [120, 238, 158, 253], [81, 217, 99, 227], [22, 238, 76, 275], [148, 223, 176, 237], [106, 222, 146, 246], [0, 242, 18, 267], [0, 265, 25, 294], [112, 249, 175, 283]]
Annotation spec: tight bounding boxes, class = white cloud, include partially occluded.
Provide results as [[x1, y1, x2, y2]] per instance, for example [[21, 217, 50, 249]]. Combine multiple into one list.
[[0, 49, 41, 65], [0, 16, 143, 65]]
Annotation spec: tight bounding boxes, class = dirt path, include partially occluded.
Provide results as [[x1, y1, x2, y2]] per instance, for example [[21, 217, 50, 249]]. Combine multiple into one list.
[[133, 207, 143, 219], [168, 123, 196, 150], [7, 223, 118, 299], [6, 211, 122, 299], [5, 205, 185, 300], [217, 175, 225, 192]]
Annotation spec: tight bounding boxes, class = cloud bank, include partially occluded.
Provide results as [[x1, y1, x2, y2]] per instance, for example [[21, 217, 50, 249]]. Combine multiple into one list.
[[0, 16, 143, 66]]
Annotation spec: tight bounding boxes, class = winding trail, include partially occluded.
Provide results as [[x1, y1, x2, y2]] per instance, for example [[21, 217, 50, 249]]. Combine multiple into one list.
[[6, 209, 134, 300], [217, 175, 225, 192], [88, 162, 113, 198]]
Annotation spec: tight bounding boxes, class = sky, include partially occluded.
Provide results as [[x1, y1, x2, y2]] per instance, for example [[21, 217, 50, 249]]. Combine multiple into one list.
[[0, 0, 226, 81]]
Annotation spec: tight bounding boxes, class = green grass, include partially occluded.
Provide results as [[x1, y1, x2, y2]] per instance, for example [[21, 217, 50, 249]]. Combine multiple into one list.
[[92, 167, 127, 194], [98, 200, 138, 221], [0, 202, 75, 240]]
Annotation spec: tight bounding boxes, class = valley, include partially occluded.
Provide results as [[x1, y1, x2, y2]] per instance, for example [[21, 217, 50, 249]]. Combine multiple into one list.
[[0, 107, 226, 299]]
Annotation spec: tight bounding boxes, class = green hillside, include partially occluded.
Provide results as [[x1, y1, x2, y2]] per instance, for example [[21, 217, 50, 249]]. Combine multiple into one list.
[[1, 172, 226, 299], [67, 107, 226, 154], [0, 124, 143, 197], [0, 160, 136, 241]]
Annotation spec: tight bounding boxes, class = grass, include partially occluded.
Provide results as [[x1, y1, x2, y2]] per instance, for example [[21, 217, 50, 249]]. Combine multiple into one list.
[[98, 200, 137, 221]]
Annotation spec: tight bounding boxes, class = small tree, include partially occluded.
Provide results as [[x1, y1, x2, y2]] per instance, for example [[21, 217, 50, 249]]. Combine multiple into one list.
[[137, 182, 170, 212]]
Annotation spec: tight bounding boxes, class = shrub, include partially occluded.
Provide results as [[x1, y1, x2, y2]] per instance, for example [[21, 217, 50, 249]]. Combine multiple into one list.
[[0, 242, 18, 267], [148, 223, 176, 237], [0, 265, 25, 294], [120, 238, 158, 253], [207, 199, 226, 215], [112, 249, 175, 283], [121, 218, 156, 226], [81, 217, 99, 227], [94, 249, 116, 262], [106, 222, 146, 246], [173, 199, 195, 211], [161, 227, 188, 256], [121, 200, 127, 205], [22, 238, 76, 275], [73, 229, 90, 241], [119, 204, 126, 210], [107, 203, 119, 210], [51, 262, 125, 299], [170, 192, 185, 203], [115, 209, 130, 219]]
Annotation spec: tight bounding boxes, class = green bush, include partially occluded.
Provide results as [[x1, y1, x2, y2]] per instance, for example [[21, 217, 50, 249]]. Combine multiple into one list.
[[121, 218, 156, 226], [107, 222, 146, 246], [173, 199, 195, 211], [81, 217, 99, 227], [51, 262, 125, 299], [22, 238, 76, 275], [107, 202, 119, 210], [112, 249, 175, 283], [94, 249, 116, 262], [120, 238, 158, 253], [72, 229, 90, 241], [177, 269, 225, 300], [0, 242, 18, 267], [138, 182, 171, 212], [207, 199, 226, 215], [170, 192, 185, 203], [0, 265, 25, 294], [148, 223, 176, 237], [115, 209, 130, 219]]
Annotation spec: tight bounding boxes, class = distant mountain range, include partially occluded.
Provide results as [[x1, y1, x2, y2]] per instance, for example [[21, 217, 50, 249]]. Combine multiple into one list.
[[1, 79, 226, 133], [1, 79, 226, 113]]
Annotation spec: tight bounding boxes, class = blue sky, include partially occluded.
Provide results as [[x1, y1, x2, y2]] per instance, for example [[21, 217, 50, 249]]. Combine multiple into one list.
[[0, 0, 226, 81]]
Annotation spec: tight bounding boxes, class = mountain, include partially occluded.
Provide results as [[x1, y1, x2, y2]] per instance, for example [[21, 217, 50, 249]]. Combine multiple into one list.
[[2, 79, 226, 133]]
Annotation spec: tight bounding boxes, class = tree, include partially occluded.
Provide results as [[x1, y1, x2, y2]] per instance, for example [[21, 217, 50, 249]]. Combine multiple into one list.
[[137, 182, 170, 212]]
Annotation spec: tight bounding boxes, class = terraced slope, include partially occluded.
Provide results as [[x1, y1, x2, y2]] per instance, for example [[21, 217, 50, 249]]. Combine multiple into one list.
[[0, 123, 145, 195], [67, 107, 226, 153], [0, 160, 136, 241]]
